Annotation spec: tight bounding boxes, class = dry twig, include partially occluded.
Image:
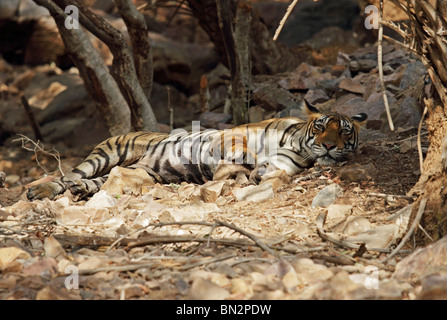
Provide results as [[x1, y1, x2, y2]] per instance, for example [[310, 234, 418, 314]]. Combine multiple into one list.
[[273, 0, 298, 41], [384, 197, 427, 262], [378, 0, 395, 131], [13, 134, 64, 176]]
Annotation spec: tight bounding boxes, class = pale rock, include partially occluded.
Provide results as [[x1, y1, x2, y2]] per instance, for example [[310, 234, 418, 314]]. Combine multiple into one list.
[[200, 181, 226, 203], [346, 224, 398, 249], [78, 257, 108, 272], [233, 182, 274, 202], [291, 258, 333, 286], [44, 235, 66, 260], [235, 172, 249, 185], [311, 184, 343, 208], [101, 167, 154, 197], [230, 278, 253, 298], [342, 216, 371, 235], [0, 247, 31, 271], [260, 169, 290, 191], [282, 271, 300, 289], [85, 190, 117, 208], [188, 278, 230, 300], [23, 258, 58, 276], [327, 204, 352, 220]]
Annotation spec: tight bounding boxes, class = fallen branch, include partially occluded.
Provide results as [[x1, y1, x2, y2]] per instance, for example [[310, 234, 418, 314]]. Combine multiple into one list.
[[20, 95, 43, 142], [378, 0, 395, 131], [105, 220, 280, 258], [316, 211, 410, 254], [273, 0, 298, 41], [384, 197, 427, 262]]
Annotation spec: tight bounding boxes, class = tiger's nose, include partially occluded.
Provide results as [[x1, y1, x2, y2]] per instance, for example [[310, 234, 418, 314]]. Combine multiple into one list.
[[323, 142, 336, 150]]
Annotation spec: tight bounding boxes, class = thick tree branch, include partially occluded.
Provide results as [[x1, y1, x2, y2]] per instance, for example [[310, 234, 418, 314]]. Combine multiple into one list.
[[32, 0, 132, 136]]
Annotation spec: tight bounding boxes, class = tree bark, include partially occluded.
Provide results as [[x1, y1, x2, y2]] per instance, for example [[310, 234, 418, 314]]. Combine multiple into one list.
[[186, 0, 299, 75], [62, 0, 158, 132], [385, 0, 447, 243], [216, 0, 251, 125], [32, 0, 132, 136], [113, 0, 155, 129]]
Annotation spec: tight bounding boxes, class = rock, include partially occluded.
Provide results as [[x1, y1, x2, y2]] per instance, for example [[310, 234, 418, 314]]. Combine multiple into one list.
[[150, 32, 219, 91], [391, 96, 422, 129], [28, 81, 68, 110], [400, 61, 427, 90], [189, 278, 230, 300], [43, 236, 66, 260], [252, 84, 296, 111], [23, 258, 58, 276], [304, 89, 329, 104], [0, 247, 31, 271], [311, 184, 343, 208], [278, 63, 332, 90], [248, 106, 264, 123], [327, 204, 353, 220], [367, 90, 397, 120], [291, 258, 333, 286], [199, 112, 232, 129], [100, 167, 155, 197], [349, 59, 376, 73], [85, 190, 118, 208], [347, 224, 401, 249], [393, 235, 447, 282], [338, 163, 378, 182], [233, 182, 274, 202], [260, 169, 291, 190], [341, 216, 371, 235], [200, 181, 226, 203], [339, 78, 365, 95]]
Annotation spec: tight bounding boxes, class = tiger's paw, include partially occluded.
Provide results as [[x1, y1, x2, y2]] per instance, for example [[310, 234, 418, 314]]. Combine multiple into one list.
[[27, 182, 60, 200], [67, 180, 90, 199]]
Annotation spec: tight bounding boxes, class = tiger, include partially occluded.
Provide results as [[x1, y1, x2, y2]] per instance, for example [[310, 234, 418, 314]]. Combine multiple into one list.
[[27, 100, 367, 200]]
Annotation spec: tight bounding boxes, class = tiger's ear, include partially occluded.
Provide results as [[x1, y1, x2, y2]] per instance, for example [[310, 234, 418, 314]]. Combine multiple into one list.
[[351, 113, 368, 129], [351, 113, 368, 123], [304, 99, 320, 115]]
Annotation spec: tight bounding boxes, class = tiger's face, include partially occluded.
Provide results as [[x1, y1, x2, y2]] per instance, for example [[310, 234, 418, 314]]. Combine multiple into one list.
[[304, 100, 367, 165]]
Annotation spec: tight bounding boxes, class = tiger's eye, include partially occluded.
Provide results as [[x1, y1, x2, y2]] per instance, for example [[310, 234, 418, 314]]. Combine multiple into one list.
[[314, 123, 325, 131]]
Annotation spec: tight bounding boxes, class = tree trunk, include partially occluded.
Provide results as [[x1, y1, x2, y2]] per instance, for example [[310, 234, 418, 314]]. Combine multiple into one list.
[[33, 0, 132, 136], [384, 0, 447, 243], [32, 0, 159, 134], [186, 0, 299, 75]]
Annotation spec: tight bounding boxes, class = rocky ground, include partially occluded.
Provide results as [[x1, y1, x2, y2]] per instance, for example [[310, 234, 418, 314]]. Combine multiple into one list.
[[1, 0, 447, 301]]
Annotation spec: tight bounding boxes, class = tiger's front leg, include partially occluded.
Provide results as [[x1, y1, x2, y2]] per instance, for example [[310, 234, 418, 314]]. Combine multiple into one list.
[[27, 175, 109, 200]]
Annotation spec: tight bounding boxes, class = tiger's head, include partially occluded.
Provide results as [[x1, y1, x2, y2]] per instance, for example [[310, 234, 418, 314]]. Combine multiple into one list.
[[303, 100, 367, 165]]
